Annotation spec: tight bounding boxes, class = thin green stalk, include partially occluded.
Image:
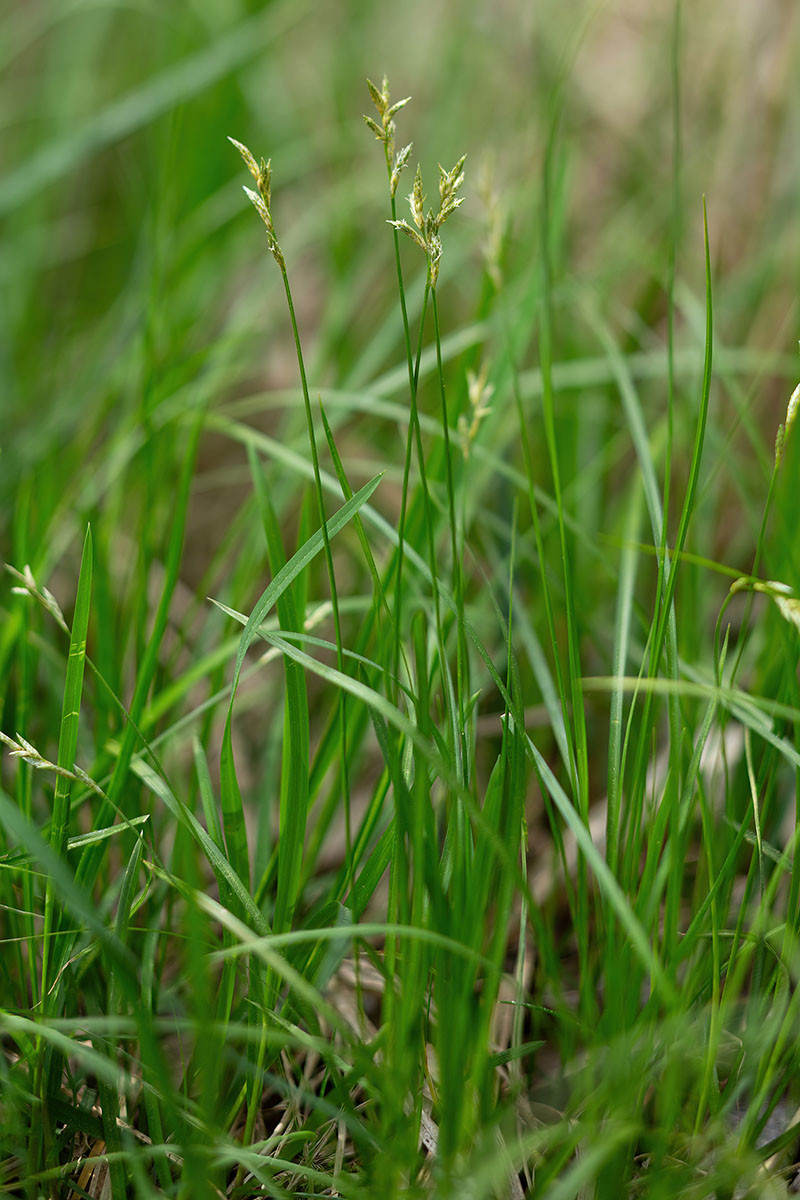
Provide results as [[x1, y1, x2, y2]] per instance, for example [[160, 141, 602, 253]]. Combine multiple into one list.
[[389, 193, 430, 699], [231, 137, 355, 1154], [538, 117, 592, 1023], [41, 525, 93, 1004], [431, 286, 469, 783], [606, 486, 643, 877], [277, 266, 352, 916], [366, 99, 467, 777], [366, 80, 429, 707], [656, 0, 684, 966], [388, 230, 452, 746]]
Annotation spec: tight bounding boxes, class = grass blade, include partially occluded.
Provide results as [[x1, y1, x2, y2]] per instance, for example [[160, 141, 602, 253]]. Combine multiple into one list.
[[41, 524, 92, 1003]]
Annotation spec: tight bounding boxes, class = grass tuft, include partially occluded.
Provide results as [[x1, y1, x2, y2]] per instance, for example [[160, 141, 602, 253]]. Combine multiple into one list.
[[3, 9, 800, 1196]]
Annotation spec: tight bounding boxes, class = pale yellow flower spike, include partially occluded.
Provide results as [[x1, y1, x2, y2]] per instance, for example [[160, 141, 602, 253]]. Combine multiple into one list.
[[775, 379, 800, 468]]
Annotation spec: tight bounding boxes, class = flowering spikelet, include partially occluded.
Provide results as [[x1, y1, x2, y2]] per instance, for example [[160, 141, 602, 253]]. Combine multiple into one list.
[[458, 361, 495, 459], [427, 230, 443, 288], [389, 218, 427, 252], [364, 76, 413, 196], [388, 154, 466, 287], [0, 731, 108, 800], [229, 136, 284, 268], [437, 155, 466, 226], [243, 185, 269, 226], [390, 143, 413, 198], [477, 159, 505, 288], [228, 137, 258, 181], [364, 77, 410, 164], [257, 157, 271, 211], [788, 380, 800, 430], [772, 589, 800, 633], [7, 563, 68, 632], [731, 577, 800, 635], [411, 165, 425, 231], [774, 379, 800, 467]]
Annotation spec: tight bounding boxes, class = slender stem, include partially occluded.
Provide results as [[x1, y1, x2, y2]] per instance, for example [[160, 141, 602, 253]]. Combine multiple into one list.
[[277, 265, 352, 876], [659, 0, 684, 967], [432, 286, 468, 782], [387, 218, 434, 631], [240, 259, 353, 1157], [385, 202, 451, 752], [393, 231, 429, 693]]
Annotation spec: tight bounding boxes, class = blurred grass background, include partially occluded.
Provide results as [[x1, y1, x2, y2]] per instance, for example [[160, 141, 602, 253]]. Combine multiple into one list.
[[3, 0, 799, 777], [2, 0, 800, 1192], [2, 0, 798, 577]]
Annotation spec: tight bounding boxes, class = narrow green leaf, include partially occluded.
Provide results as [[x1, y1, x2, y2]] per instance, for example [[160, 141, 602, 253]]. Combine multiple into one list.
[[216, 472, 383, 900], [248, 445, 310, 934], [129, 756, 269, 938], [524, 736, 678, 1007], [0, 790, 138, 1002], [42, 524, 92, 999], [76, 417, 201, 897], [0, 7, 302, 216]]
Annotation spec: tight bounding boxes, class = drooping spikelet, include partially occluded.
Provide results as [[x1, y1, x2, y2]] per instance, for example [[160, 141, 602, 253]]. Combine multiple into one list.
[[229, 137, 284, 268]]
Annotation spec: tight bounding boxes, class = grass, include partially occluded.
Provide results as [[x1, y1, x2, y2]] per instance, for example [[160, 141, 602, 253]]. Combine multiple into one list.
[[2, 1, 800, 1196]]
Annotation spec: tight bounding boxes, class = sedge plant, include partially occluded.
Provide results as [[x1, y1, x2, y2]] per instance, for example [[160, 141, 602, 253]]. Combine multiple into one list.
[[3, 36, 800, 1200]]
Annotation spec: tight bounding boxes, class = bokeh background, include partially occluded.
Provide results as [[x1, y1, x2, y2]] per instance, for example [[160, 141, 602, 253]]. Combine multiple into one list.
[[2, 0, 799, 814], [3, 5, 800, 1191], [3, 0, 798, 497]]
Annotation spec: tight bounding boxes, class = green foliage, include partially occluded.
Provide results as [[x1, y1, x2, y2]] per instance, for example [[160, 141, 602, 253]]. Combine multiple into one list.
[[2, 2, 800, 1196]]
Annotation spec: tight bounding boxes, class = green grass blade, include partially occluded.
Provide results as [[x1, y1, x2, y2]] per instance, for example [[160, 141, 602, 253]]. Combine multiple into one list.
[[217, 471, 382, 899], [41, 524, 92, 1002], [248, 445, 310, 935], [75, 417, 201, 897], [0, 5, 304, 217]]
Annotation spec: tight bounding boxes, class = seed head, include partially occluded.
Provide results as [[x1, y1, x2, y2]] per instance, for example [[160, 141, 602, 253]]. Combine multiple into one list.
[[364, 75, 411, 172], [7, 562, 68, 632], [392, 156, 466, 287], [244, 184, 270, 226], [257, 157, 271, 208], [0, 730, 109, 799], [478, 159, 504, 288], [436, 155, 466, 228], [228, 137, 259, 182], [242, 184, 284, 267], [731, 577, 800, 636], [427, 232, 443, 288], [0, 730, 47, 769], [775, 380, 800, 468], [410, 165, 425, 231], [391, 142, 413, 198], [437, 192, 465, 226], [786, 381, 799, 437], [439, 155, 466, 203], [231, 136, 286, 270], [366, 76, 389, 114], [388, 96, 411, 120], [388, 218, 427, 253], [772, 591, 800, 634], [459, 361, 495, 459]]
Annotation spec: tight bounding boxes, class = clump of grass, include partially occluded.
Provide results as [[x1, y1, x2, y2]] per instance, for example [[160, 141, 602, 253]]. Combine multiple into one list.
[[2, 43, 800, 1200]]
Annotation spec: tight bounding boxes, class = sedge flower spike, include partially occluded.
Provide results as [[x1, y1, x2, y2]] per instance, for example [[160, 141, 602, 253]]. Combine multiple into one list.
[[7, 562, 68, 632], [364, 75, 413, 197], [775, 379, 800, 468], [731, 576, 800, 635], [458, 361, 495, 459], [388, 153, 467, 288], [228, 136, 283, 268], [477, 159, 505, 288]]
